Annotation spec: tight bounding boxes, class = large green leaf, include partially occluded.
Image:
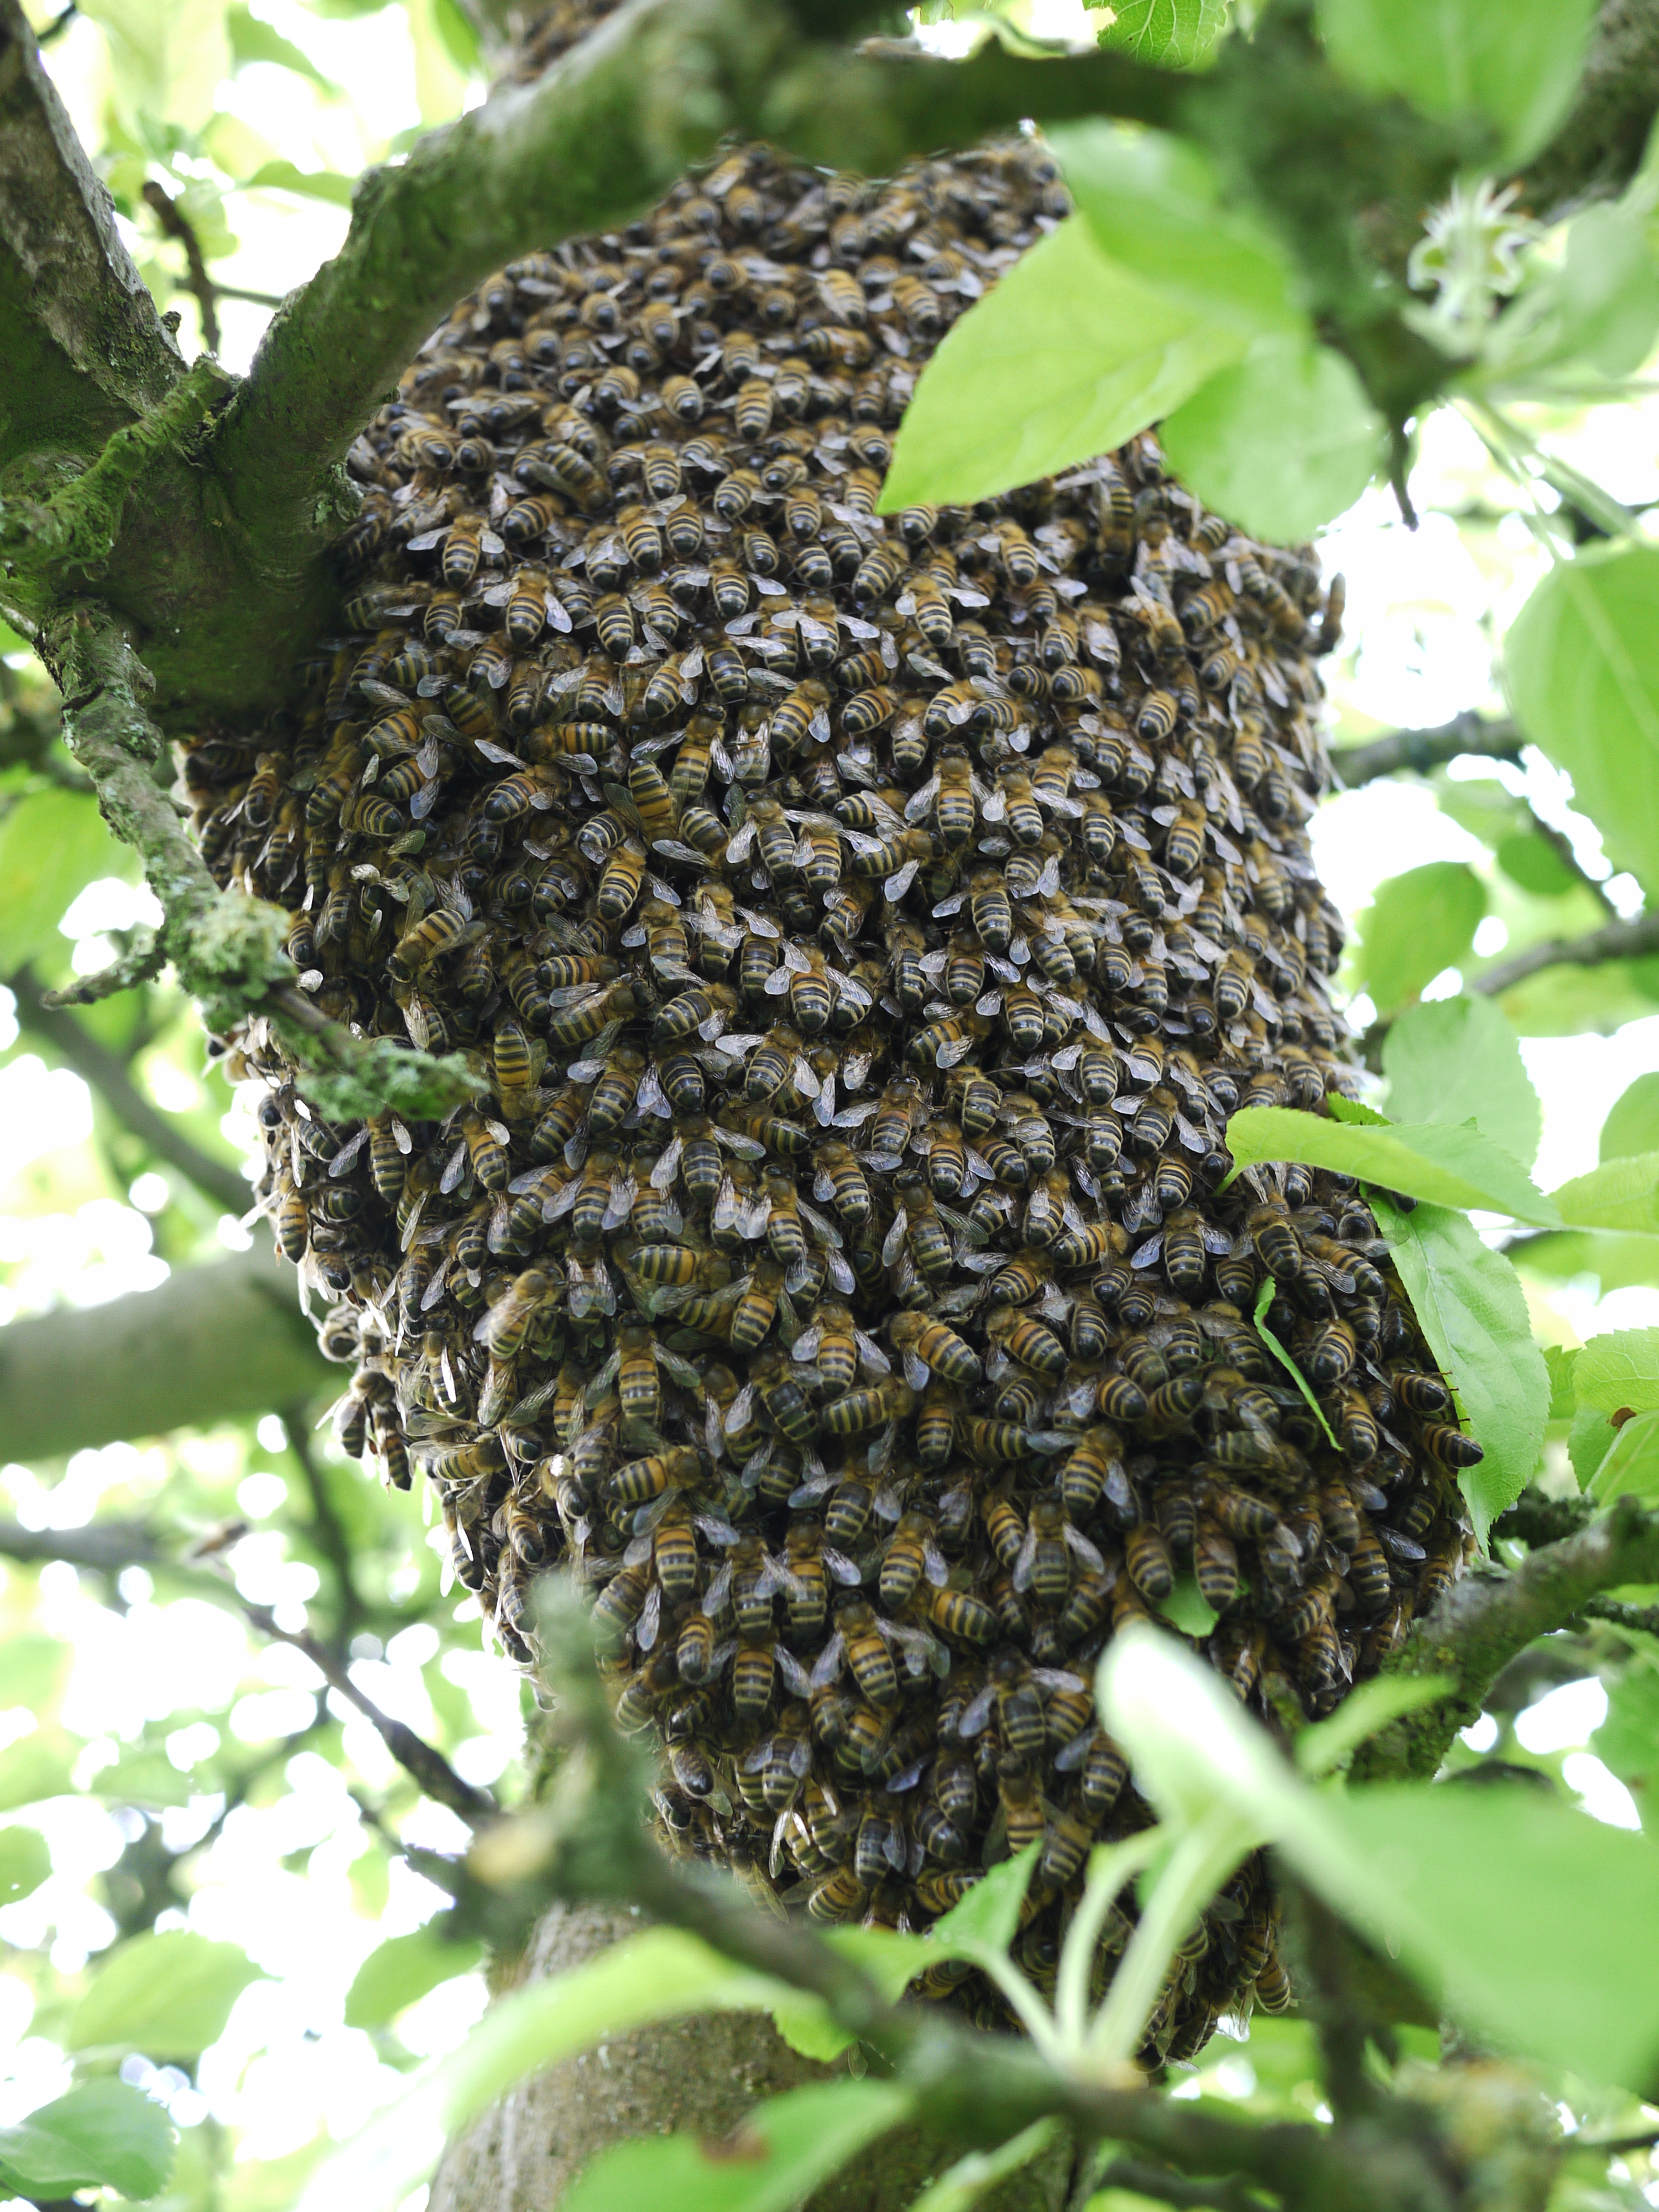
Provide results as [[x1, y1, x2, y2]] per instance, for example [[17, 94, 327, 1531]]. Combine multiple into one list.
[[559, 2082, 912, 2212], [1381, 996, 1541, 1169], [1586, 1408, 1659, 1505], [0, 2079, 175, 2202], [0, 1825, 50, 1907], [0, 788, 132, 973], [1049, 123, 1301, 335], [1515, 1229, 1659, 1294], [1373, 1198, 1549, 1541], [1093, 0, 1229, 67], [1351, 862, 1486, 1014], [1506, 542, 1659, 901], [1603, 1074, 1659, 1164], [244, 160, 356, 206], [1554, 1153, 1659, 1233], [1224, 1105, 1558, 1223], [1486, 201, 1659, 385], [1573, 1328, 1659, 1414], [344, 1927, 485, 2030], [1314, 0, 1599, 163], [77, 0, 232, 134], [0, 1733, 76, 1813], [67, 1930, 262, 2059], [226, 4, 341, 92], [880, 217, 1247, 512], [1161, 336, 1383, 544]]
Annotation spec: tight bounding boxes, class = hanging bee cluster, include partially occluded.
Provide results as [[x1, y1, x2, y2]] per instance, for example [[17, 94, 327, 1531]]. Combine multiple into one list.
[[185, 131, 1478, 2065]]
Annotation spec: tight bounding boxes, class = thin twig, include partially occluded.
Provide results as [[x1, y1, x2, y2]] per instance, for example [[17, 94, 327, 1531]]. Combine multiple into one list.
[[1093, 2157, 1275, 2212], [1470, 911, 1659, 998], [281, 1399, 367, 1639], [142, 180, 221, 354], [7, 963, 251, 1217]]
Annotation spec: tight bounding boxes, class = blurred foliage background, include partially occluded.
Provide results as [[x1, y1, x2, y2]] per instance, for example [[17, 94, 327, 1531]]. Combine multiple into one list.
[[7, 0, 1659, 2207]]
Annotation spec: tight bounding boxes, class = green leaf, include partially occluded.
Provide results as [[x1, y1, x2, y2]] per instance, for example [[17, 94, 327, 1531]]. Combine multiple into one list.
[[1571, 1327, 1659, 1415], [226, 4, 341, 92], [1092, 0, 1229, 67], [1381, 995, 1541, 1169], [1225, 1106, 1559, 1223], [930, 1842, 1041, 1960], [1514, 1228, 1659, 1296], [67, 1930, 262, 2059], [1506, 542, 1659, 902], [1314, 0, 1599, 163], [0, 787, 133, 972], [1587, 1408, 1659, 1505], [758, 1929, 927, 2064], [1161, 336, 1383, 543], [0, 2079, 175, 2201], [1154, 1574, 1220, 1637], [0, 1634, 71, 1711], [1254, 1277, 1339, 1447], [344, 1927, 485, 2030], [1542, 1342, 1579, 1421], [244, 160, 356, 206], [1603, 1074, 1659, 1163], [429, 0, 481, 72], [1049, 122, 1302, 334], [880, 216, 1248, 512], [1487, 201, 1659, 384], [1494, 829, 1579, 898], [558, 2081, 912, 2212], [1352, 862, 1487, 1014], [907, 2119, 1063, 2212], [0, 1733, 76, 1812], [77, 0, 232, 135], [0, 1825, 50, 1906], [1555, 1152, 1659, 1233], [1592, 1670, 1659, 1827], [1327, 1783, 1659, 2088], [1570, 1399, 1621, 1490], [300, 1929, 793, 2212], [1373, 1198, 1550, 1542]]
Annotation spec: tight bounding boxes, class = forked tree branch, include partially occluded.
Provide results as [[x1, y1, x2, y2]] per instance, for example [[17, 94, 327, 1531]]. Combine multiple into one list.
[[1331, 714, 1522, 787], [1470, 910, 1659, 997]]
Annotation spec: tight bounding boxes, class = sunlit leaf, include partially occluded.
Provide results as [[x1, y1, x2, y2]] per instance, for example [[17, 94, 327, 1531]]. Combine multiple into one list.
[[1603, 1075, 1659, 1164], [78, 0, 233, 135], [0, 1826, 50, 1907], [0, 1734, 76, 1813], [344, 1927, 484, 2030], [1293, 1676, 1454, 1777], [244, 160, 356, 206], [1592, 1670, 1659, 1828], [1572, 1328, 1659, 1415], [1506, 543, 1659, 903], [1161, 337, 1383, 543], [1494, 829, 1579, 897], [0, 2079, 175, 2202], [929, 1841, 1041, 1960], [558, 2081, 912, 2212], [1381, 996, 1541, 1169], [1486, 201, 1659, 385], [0, 790, 133, 974], [226, 5, 340, 92], [1553, 1152, 1659, 1233], [1048, 122, 1302, 334], [1254, 1278, 1339, 1446], [1314, 0, 1599, 163], [1092, 0, 1229, 67], [67, 1930, 262, 2059], [1352, 862, 1486, 1014], [1586, 1407, 1659, 1505], [881, 217, 1247, 512], [1373, 1198, 1550, 1542], [1224, 1105, 1558, 1223]]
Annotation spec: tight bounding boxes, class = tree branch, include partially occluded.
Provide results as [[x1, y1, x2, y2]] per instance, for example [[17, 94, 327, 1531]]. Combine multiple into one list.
[[0, 1239, 330, 1459], [1331, 714, 1522, 788], [282, 1397, 367, 1640], [1516, 0, 1659, 220], [0, 0, 181, 476], [140, 180, 221, 356], [1092, 2158, 1274, 2212], [1468, 910, 1659, 998], [1353, 1496, 1659, 1782], [7, 963, 251, 1217]]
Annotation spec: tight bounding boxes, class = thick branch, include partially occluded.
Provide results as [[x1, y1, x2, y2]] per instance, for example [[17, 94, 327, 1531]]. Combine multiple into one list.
[[1353, 1496, 1659, 1781], [0, 0, 181, 476], [0, 1519, 162, 1573], [7, 963, 251, 1217], [1469, 909, 1659, 998], [1331, 714, 1522, 787], [0, 1240, 330, 1459], [1518, 0, 1659, 220]]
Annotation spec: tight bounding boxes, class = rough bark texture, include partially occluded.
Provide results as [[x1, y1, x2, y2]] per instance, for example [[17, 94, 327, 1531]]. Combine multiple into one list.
[[428, 1902, 1076, 2212]]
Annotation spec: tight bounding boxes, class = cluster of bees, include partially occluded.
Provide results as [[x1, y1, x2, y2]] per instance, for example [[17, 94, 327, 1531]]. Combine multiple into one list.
[[186, 131, 1477, 2065]]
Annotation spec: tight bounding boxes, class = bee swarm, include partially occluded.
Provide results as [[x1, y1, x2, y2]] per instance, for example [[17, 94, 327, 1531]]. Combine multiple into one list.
[[188, 129, 1477, 2067]]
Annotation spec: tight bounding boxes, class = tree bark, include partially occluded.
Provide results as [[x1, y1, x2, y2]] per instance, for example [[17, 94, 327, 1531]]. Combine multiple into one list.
[[427, 1903, 1078, 2212]]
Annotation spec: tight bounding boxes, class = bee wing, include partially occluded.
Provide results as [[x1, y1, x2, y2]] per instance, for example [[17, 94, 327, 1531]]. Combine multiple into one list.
[[822, 1546, 863, 1586], [604, 1171, 637, 1227], [713, 1173, 743, 1234], [791, 1055, 821, 1099], [742, 1192, 774, 1239], [724, 1383, 758, 1435], [701, 1561, 734, 1616], [901, 1348, 929, 1391], [809, 1631, 845, 1689], [776, 1647, 813, 1698], [1132, 1233, 1163, 1267], [763, 969, 792, 996], [735, 905, 781, 940], [855, 1331, 891, 1379], [923, 1541, 950, 1588], [904, 777, 940, 823], [1064, 1526, 1105, 1571], [880, 1208, 908, 1266], [658, 1347, 704, 1391], [725, 822, 757, 863], [636, 1582, 662, 1651], [1011, 1526, 1040, 1593], [958, 1685, 998, 1738]]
